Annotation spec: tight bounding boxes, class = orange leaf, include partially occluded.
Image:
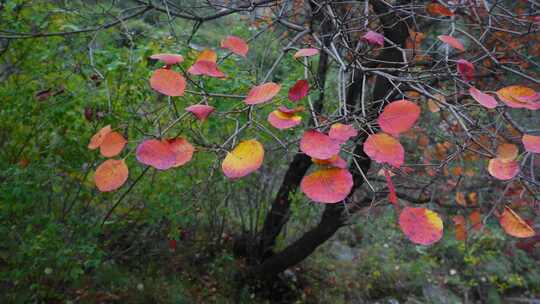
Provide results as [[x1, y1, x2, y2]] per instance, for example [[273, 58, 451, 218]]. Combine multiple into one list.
[[378, 99, 421, 136], [150, 69, 186, 97], [452, 215, 467, 241], [488, 158, 519, 180], [300, 130, 341, 160], [100, 131, 127, 158], [427, 99, 441, 113], [300, 168, 353, 203], [363, 133, 405, 168], [499, 206, 535, 238], [497, 143, 519, 162], [438, 35, 465, 52], [222, 140, 264, 179], [88, 125, 112, 150], [455, 192, 467, 206], [244, 82, 281, 105], [293, 48, 319, 58], [426, 3, 454, 16], [522, 134, 540, 153], [469, 210, 483, 231], [496, 85, 540, 109], [95, 159, 129, 192], [221, 35, 248, 57], [399, 207, 444, 245], [196, 49, 217, 63]]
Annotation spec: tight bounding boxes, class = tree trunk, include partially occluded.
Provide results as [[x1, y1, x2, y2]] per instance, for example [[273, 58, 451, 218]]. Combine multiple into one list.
[[249, 0, 410, 280]]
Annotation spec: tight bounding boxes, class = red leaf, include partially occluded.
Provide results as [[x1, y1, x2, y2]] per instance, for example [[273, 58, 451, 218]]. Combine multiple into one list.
[[384, 169, 398, 206], [457, 59, 474, 82], [288, 79, 309, 102], [426, 3, 454, 16]]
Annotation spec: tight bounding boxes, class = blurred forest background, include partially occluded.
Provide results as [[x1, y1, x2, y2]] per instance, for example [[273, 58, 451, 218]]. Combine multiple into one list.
[[1, 1, 539, 303]]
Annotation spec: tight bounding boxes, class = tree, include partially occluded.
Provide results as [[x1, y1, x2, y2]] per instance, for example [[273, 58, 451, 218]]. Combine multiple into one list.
[[3, 0, 538, 298]]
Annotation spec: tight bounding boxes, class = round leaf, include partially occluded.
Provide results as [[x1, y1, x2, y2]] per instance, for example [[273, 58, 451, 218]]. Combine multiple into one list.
[[399, 207, 444, 245], [150, 69, 186, 97], [378, 99, 421, 136], [300, 168, 353, 203], [222, 140, 264, 179], [95, 159, 129, 192]]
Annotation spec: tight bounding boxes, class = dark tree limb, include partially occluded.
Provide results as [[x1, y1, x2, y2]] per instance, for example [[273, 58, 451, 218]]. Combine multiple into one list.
[[256, 2, 333, 259], [250, 0, 410, 279]]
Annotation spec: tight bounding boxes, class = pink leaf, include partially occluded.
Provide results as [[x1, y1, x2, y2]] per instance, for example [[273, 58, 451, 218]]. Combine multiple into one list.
[[300, 168, 353, 203], [300, 130, 341, 160], [362, 30, 385, 47], [187, 60, 225, 78], [293, 48, 319, 58], [150, 53, 184, 65], [438, 35, 465, 52], [363, 133, 405, 168], [244, 82, 281, 105], [328, 123, 358, 143], [186, 104, 215, 121], [522, 134, 540, 153], [469, 87, 498, 109]]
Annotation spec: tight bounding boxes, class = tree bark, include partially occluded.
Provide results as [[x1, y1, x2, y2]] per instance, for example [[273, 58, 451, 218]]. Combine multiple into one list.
[[256, 2, 333, 259], [250, 0, 410, 279]]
